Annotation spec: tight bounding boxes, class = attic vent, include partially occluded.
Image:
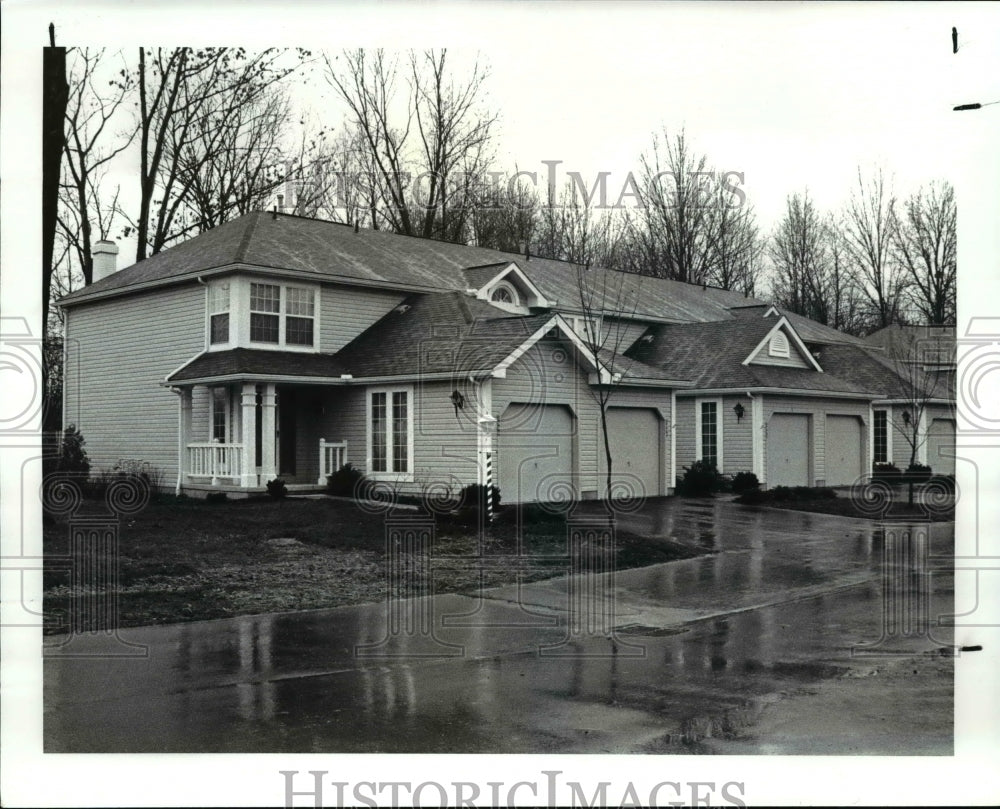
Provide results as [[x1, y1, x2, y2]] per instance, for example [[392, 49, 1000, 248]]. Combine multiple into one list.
[[769, 331, 790, 358], [394, 304, 411, 314], [640, 334, 654, 343]]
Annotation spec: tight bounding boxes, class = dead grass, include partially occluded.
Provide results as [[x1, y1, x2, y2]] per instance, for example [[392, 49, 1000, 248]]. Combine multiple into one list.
[[43, 496, 701, 633]]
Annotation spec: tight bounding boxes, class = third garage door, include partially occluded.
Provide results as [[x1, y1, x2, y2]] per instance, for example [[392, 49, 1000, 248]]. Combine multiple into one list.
[[926, 418, 956, 476], [767, 413, 810, 487], [825, 415, 864, 486], [599, 407, 661, 498]]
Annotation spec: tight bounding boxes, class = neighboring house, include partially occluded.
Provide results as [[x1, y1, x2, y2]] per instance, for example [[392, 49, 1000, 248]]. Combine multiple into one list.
[[58, 211, 956, 501], [862, 324, 957, 476]]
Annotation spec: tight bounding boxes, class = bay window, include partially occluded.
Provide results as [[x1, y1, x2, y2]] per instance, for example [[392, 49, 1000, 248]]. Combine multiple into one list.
[[208, 283, 230, 345], [249, 282, 316, 347]]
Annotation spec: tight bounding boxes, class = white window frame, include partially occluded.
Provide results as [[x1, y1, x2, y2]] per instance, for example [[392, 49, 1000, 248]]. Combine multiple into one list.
[[206, 281, 232, 349], [873, 407, 891, 464], [248, 281, 320, 351], [366, 385, 414, 481], [695, 397, 724, 471], [209, 385, 231, 443], [487, 279, 529, 314]]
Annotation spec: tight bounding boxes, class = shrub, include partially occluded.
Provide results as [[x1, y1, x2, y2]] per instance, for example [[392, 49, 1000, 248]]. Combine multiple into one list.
[[205, 491, 228, 504], [676, 460, 721, 497], [266, 478, 288, 499], [737, 485, 837, 505], [57, 424, 90, 478], [458, 483, 501, 513], [731, 471, 760, 495], [327, 463, 365, 497]]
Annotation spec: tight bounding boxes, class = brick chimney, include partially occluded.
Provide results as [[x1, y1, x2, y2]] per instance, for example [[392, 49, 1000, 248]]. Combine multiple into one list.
[[92, 240, 119, 282]]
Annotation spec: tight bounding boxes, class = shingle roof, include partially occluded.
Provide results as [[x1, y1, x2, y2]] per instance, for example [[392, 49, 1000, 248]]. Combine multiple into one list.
[[168, 347, 351, 383], [819, 343, 952, 400], [59, 210, 763, 324], [864, 323, 956, 362], [626, 318, 879, 395]]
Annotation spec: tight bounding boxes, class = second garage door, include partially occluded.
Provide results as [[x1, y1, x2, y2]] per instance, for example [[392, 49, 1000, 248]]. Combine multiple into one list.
[[825, 415, 864, 486], [599, 407, 662, 498], [498, 403, 574, 503], [767, 413, 810, 487]]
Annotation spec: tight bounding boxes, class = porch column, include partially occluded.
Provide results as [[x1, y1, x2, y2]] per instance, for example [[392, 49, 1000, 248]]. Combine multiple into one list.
[[177, 387, 193, 495], [241, 383, 258, 487], [261, 384, 278, 482]]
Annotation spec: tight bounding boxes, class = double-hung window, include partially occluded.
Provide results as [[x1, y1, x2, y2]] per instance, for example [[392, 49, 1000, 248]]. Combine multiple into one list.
[[369, 387, 412, 477], [208, 283, 230, 345], [250, 282, 315, 347]]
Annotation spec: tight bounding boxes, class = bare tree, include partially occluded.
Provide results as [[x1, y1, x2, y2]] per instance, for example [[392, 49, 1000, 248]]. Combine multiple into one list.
[[823, 215, 867, 335], [535, 182, 620, 266], [894, 181, 957, 325], [59, 48, 135, 285], [129, 47, 305, 260], [703, 182, 763, 296], [573, 266, 642, 499], [469, 171, 538, 252], [626, 128, 717, 282], [325, 48, 498, 241], [878, 337, 950, 503], [844, 167, 907, 329], [768, 191, 831, 323]]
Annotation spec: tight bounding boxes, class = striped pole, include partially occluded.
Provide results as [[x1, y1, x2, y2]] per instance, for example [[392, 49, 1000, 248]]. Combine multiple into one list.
[[484, 451, 493, 523]]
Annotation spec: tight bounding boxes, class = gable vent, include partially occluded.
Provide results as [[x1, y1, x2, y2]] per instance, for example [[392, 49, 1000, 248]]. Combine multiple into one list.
[[769, 331, 790, 358], [394, 304, 411, 314]]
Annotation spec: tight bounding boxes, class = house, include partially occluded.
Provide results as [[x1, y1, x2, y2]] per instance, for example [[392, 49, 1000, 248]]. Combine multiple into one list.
[[862, 324, 957, 476], [58, 211, 955, 501]]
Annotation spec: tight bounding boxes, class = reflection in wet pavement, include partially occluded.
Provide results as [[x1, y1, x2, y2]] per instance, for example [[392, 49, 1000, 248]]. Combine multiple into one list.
[[45, 500, 954, 754]]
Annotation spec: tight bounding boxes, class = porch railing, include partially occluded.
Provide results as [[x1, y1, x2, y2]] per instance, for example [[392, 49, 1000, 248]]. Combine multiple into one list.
[[318, 440, 348, 484], [187, 442, 243, 482]]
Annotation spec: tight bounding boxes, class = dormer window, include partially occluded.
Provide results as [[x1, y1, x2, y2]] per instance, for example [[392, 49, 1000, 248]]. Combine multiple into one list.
[[769, 331, 790, 358], [490, 281, 520, 307]]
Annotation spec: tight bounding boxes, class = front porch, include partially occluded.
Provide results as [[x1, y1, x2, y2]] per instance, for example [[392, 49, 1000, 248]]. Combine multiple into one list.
[[175, 381, 352, 493]]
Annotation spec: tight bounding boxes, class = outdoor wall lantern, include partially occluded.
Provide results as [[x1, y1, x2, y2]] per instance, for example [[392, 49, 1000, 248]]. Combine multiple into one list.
[[450, 389, 465, 416], [902, 410, 912, 425], [733, 402, 745, 422]]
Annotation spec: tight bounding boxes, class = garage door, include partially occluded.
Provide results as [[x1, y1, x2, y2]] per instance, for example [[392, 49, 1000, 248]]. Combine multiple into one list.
[[926, 418, 956, 476], [598, 407, 661, 498], [498, 403, 574, 503], [825, 415, 864, 486], [766, 413, 810, 487]]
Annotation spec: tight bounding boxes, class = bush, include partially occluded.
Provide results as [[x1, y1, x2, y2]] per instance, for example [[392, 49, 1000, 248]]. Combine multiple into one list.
[[458, 483, 501, 513], [731, 471, 760, 495], [737, 485, 837, 505], [266, 478, 288, 499], [327, 464, 365, 497], [57, 424, 90, 478], [205, 491, 228, 504], [676, 460, 721, 497]]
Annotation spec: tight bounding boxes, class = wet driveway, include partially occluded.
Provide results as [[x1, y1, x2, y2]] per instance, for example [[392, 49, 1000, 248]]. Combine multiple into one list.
[[44, 498, 954, 754]]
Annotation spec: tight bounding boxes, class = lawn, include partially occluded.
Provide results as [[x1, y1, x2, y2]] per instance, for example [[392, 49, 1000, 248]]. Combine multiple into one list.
[[43, 495, 701, 633]]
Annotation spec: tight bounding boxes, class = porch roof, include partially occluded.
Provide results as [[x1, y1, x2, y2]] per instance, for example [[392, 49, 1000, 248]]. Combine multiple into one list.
[[167, 347, 351, 383]]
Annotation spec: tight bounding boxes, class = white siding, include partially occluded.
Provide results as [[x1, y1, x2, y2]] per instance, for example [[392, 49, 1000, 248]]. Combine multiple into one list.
[[319, 285, 406, 352], [63, 283, 205, 487]]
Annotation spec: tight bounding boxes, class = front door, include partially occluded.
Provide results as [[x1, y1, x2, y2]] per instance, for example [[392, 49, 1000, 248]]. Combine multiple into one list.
[[278, 388, 297, 476]]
